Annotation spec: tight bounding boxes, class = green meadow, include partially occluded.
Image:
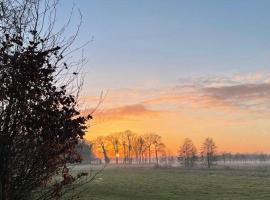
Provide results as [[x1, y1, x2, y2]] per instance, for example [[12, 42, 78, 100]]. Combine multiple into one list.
[[73, 166, 270, 200]]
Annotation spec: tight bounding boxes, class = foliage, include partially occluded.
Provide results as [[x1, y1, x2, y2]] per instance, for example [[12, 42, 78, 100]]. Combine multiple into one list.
[[0, 0, 91, 199]]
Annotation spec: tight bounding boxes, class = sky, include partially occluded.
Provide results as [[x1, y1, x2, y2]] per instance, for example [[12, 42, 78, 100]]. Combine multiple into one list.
[[58, 0, 270, 153]]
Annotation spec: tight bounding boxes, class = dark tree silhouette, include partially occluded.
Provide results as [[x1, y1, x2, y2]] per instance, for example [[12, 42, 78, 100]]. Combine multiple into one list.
[[123, 130, 136, 164], [144, 133, 156, 164], [178, 138, 197, 168], [106, 133, 120, 164], [201, 137, 217, 168], [0, 0, 91, 199], [152, 134, 165, 165], [94, 136, 110, 164]]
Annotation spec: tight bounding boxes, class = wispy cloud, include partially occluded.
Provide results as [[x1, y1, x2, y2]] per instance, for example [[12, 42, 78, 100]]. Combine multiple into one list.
[[82, 104, 160, 124], [84, 72, 270, 153], [83, 71, 270, 121], [203, 83, 270, 112]]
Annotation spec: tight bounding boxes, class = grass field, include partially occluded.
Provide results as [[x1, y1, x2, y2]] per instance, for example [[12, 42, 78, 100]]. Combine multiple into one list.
[[73, 166, 270, 200]]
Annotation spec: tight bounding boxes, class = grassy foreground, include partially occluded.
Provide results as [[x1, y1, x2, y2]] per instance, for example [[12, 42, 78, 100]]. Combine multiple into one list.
[[76, 166, 270, 200]]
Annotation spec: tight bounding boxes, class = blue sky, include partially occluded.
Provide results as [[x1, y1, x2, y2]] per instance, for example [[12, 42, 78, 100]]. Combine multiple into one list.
[[56, 1, 270, 152], [58, 0, 270, 90]]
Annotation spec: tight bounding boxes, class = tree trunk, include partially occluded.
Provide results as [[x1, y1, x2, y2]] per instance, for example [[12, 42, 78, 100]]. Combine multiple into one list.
[[102, 146, 109, 164], [148, 147, 151, 164], [123, 144, 126, 164], [155, 148, 158, 165], [207, 154, 210, 168], [128, 145, 132, 164], [116, 149, 119, 165]]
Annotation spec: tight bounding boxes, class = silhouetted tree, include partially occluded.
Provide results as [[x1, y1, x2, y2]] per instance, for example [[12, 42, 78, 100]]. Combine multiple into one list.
[[106, 133, 120, 164], [152, 134, 165, 165], [201, 138, 217, 168], [133, 135, 146, 164], [94, 136, 110, 164], [144, 133, 156, 164], [0, 0, 91, 199], [178, 138, 197, 168], [123, 130, 136, 164], [119, 132, 128, 164]]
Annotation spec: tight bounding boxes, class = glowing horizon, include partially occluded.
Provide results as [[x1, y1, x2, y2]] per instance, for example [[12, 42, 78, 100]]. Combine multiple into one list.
[[83, 72, 270, 154]]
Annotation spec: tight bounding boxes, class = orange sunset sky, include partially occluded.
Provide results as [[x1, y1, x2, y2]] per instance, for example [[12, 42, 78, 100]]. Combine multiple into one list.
[[59, 1, 270, 154], [82, 72, 270, 154]]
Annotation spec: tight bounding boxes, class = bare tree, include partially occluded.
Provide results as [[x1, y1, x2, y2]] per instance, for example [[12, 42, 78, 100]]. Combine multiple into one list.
[[144, 133, 156, 164], [201, 137, 217, 168], [133, 135, 147, 164], [119, 132, 127, 164], [94, 136, 110, 164], [106, 133, 120, 164], [178, 138, 197, 168], [123, 130, 136, 164], [152, 134, 165, 165]]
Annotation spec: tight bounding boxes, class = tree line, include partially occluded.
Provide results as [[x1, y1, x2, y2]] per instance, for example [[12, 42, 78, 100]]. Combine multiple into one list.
[[86, 135, 270, 169], [92, 130, 166, 165], [89, 131, 218, 168]]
